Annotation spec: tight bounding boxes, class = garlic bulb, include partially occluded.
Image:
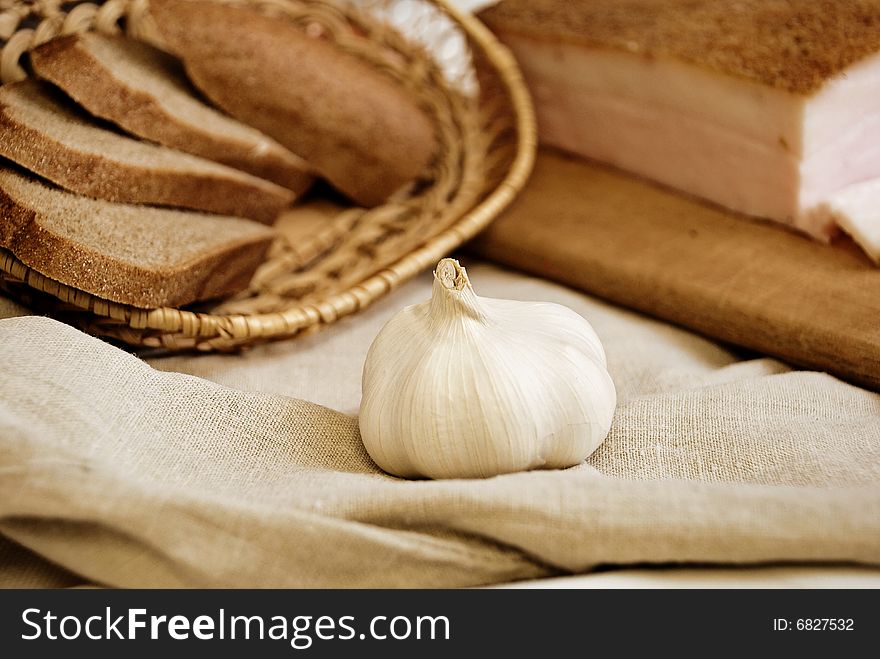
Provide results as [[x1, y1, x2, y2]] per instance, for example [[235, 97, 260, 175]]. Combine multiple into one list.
[[359, 259, 616, 479]]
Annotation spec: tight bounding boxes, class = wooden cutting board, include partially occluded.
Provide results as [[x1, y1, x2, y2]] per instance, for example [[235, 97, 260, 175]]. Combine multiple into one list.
[[470, 148, 880, 390]]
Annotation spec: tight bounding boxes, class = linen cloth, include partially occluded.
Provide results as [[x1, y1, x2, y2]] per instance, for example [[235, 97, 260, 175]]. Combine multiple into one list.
[[0, 263, 878, 588]]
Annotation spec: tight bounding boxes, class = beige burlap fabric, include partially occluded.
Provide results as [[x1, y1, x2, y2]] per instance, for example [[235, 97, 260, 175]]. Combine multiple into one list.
[[1, 264, 878, 587]]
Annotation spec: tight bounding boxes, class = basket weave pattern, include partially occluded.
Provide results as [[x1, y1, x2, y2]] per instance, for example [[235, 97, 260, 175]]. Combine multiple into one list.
[[0, 0, 535, 351]]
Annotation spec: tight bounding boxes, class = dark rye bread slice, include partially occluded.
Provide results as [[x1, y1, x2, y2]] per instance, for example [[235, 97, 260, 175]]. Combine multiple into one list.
[[30, 33, 315, 195], [0, 167, 275, 308], [0, 80, 294, 224], [146, 0, 437, 207]]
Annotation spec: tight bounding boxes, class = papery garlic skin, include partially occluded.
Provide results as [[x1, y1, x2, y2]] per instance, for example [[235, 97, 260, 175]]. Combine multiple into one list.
[[359, 259, 616, 479]]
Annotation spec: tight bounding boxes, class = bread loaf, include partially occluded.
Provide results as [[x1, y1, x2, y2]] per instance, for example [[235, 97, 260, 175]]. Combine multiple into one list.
[[0, 167, 275, 307], [146, 0, 437, 207], [31, 33, 314, 195], [0, 80, 294, 224]]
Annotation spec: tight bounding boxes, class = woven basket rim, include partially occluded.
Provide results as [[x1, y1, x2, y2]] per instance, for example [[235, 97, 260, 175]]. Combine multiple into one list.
[[0, 0, 536, 350]]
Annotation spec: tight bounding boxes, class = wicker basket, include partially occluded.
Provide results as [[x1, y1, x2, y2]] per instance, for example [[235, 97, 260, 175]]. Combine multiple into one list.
[[0, 0, 535, 351]]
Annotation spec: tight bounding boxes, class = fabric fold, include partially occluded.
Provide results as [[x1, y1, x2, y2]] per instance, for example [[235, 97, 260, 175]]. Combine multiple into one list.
[[1, 310, 878, 588]]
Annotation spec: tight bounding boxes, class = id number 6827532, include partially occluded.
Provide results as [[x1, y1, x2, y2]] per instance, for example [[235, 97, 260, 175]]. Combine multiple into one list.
[[772, 618, 854, 631]]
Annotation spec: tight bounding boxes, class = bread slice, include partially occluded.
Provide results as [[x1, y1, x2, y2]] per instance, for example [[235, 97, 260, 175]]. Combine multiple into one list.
[[30, 33, 315, 195], [0, 167, 275, 308], [0, 80, 294, 224], [146, 0, 437, 207]]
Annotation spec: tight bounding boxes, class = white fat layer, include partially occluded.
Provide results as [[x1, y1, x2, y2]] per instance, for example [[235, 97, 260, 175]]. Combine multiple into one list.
[[504, 35, 880, 255], [818, 180, 880, 262]]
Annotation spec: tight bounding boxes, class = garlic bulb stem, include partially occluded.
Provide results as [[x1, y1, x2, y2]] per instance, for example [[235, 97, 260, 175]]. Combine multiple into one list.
[[429, 259, 487, 324]]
